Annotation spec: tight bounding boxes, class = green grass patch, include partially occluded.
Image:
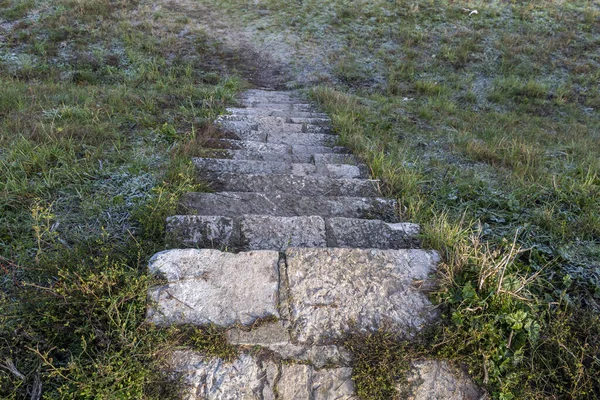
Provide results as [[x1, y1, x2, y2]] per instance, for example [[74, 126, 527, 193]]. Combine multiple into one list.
[[1, 0, 244, 397]]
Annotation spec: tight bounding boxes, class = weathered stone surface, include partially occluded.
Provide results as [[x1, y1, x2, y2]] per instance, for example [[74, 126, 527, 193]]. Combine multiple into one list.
[[211, 148, 312, 164], [206, 173, 380, 197], [284, 248, 439, 344], [327, 217, 421, 248], [166, 215, 235, 248], [217, 116, 336, 136], [240, 215, 326, 250], [226, 321, 351, 368], [193, 158, 364, 179], [224, 108, 330, 119], [168, 350, 356, 400], [167, 215, 420, 251], [313, 153, 360, 165], [399, 360, 484, 400], [236, 103, 315, 112], [209, 138, 350, 155], [181, 192, 398, 221], [291, 144, 351, 154], [278, 364, 356, 400], [168, 351, 277, 400], [266, 131, 337, 146], [241, 90, 303, 104], [147, 249, 279, 326]]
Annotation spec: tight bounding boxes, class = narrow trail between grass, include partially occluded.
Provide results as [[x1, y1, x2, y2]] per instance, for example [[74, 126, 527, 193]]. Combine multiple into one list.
[[146, 89, 483, 398]]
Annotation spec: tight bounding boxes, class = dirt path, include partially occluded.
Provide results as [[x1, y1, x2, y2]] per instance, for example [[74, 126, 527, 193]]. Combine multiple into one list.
[[131, 0, 339, 89]]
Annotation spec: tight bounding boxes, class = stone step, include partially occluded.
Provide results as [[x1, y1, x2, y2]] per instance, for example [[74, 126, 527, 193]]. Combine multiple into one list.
[[167, 350, 483, 400], [206, 138, 351, 155], [200, 147, 313, 163], [241, 91, 303, 104], [221, 113, 331, 125], [218, 119, 332, 135], [313, 153, 361, 165], [243, 102, 315, 112], [193, 158, 369, 179], [148, 247, 438, 339], [179, 192, 398, 221], [200, 148, 361, 165], [205, 173, 381, 197], [226, 107, 330, 119], [167, 215, 419, 250], [226, 129, 338, 147]]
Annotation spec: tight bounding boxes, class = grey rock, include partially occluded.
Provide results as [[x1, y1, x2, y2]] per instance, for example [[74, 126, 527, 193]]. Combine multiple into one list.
[[218, 116, 332, 135], [210, 138, 350, 155], [284, 247, 439, 344], [167, 350, 277, 400], [168, 350, 355, 400], [222, 126, 268, 142], [193, 158, 364, 179], [291, 144, 351, 154], [240, 215, 326, 250], [226, 321, 351, 367], [212, 148, 312, 163], [206, 173, 380, 197], [238, 103, 316, 112], [147, 249, 279, 326], [278, 364, 356, 400], [266, 131, 337, 146], [167, 215, 419, 251], [224, 107, 330, 119], [327, 217, 421, 248], [180, 192, 398, 221], [207, 139, 290, 153], [399, 360, 484, 400], [166, 215, 235, 249], [313, 153, 360, 165]]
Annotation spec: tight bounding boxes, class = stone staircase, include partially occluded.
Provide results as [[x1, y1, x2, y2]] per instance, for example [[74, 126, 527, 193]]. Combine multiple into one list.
[[147, 90, 482, 399]]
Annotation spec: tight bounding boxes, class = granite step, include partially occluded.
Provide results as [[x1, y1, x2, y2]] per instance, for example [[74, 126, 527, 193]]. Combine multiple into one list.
[[193, 158, 369, 179], [166, 214, 420, 250], [218, 120, 332, 135], [241, 102, 315, 112], [204, 173, 381, 197], [180, 192, 398, 221], [206, 138, 351, 155], [221, 114, 331, 126], [199, 148, 361, 165], [225, 129, 338, 146], [225, 107, 330, 119]]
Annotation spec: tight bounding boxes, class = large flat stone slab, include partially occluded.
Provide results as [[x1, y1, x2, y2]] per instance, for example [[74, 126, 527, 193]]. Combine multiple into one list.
[[208, 138, 350, 155], [283, 248, 439, 344], [180, 192, 398, 221], [206, 173, 380, 197], [167, 351, 278, 400], [167, 215, 419, 250], [266, 131, 337, 146], [240, 215, 327, 250], [278, 364, 356, 399], [218, 119, 331, 135], [225, 107, 330, 119], [202, 148, 312, 164], [193, 158, 366, 179], [147, 249, 280, 326], [238, 103, 315, 112], [327, 217, 421, 248], [167, 351, 355, 400]]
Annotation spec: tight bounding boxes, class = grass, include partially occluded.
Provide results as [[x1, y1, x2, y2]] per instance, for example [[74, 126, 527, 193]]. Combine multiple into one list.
[[2, 0, 599, 398], [0, 0, 244, 397], [198, 0, 600, 398]]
